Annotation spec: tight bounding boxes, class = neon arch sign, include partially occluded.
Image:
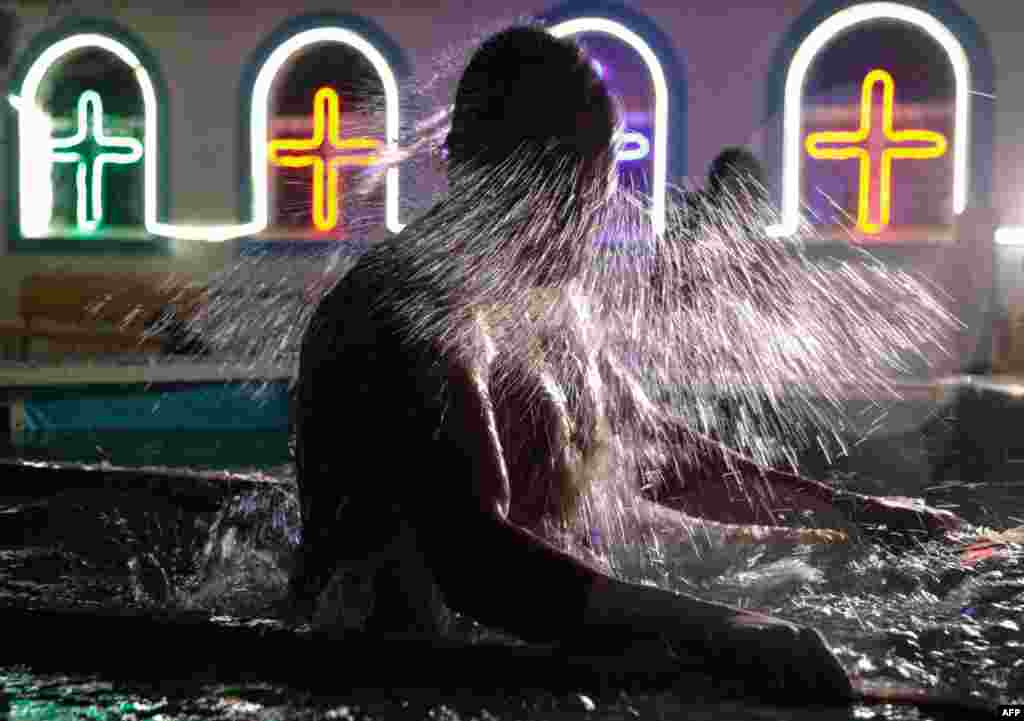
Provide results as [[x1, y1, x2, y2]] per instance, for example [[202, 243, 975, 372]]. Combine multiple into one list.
[[12, 28, 403, 242], [767, 2, 970, 239], [549, 17, 668, 236], [250, 26, 402, 237], [13, 19, 668, 242], [14, 33, 263, 241]]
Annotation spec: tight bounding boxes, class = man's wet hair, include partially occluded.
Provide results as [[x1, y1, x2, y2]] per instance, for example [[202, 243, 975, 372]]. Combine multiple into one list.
[[444, 25, 620, 184], [410, 25, 624, 288]]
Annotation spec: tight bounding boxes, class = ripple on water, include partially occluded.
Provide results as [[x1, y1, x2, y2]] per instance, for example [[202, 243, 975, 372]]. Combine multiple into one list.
[[2, 461, 1023, 716]]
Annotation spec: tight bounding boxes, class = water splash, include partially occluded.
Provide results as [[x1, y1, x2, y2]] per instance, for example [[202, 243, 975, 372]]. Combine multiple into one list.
[[0, 18, 1015, 713], [142, 22, 959, 564]]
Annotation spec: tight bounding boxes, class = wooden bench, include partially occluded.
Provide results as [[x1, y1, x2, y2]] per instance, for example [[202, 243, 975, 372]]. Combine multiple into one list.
[[0, 272, 207, 359]]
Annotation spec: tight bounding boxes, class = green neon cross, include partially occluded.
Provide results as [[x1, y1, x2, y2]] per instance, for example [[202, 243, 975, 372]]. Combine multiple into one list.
[[49, 90, 144, 232]]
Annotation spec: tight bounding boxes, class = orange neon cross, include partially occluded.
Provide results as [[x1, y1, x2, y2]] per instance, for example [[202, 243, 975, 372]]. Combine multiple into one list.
[[804, 68, 948, 234], [268, 86, 381, 232]]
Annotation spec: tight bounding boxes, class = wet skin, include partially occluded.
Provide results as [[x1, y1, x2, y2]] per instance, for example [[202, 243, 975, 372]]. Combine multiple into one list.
[[486, 286, 958, 539], [290, 243, 957, 701], [426, 286, 857, 700]]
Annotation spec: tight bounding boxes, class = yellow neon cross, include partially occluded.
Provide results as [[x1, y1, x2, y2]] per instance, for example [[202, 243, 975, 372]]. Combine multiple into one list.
[[804, 68, 948, 234], [267, 86, 380, 232]]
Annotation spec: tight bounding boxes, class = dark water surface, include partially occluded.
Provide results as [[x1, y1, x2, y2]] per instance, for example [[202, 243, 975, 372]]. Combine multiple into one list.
[[0, 423, 1021, 720]]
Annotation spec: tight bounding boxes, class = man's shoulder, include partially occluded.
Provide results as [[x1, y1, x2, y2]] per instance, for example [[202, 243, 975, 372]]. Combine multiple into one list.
[[329, 242, 407, 295], [305, 246, 420, 348], [313, 248, 385, 313]]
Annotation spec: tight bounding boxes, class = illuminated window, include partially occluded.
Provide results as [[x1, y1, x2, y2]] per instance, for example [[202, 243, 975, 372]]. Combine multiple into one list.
[[18, 43, 146, 240], [801, 21, 955, 241], [249, 27, 400, 244], [767, 3, 975, 241]]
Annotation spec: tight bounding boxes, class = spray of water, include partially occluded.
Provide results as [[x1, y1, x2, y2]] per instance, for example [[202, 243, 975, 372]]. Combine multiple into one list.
[[10, 18, 1016, 703], [145, 21, 960, 580]]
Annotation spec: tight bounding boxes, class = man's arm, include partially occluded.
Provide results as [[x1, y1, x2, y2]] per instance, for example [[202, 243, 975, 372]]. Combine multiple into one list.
[[597, 348, 958, 533], [659, 424, 960, 533], [596, 345, 832, 511]]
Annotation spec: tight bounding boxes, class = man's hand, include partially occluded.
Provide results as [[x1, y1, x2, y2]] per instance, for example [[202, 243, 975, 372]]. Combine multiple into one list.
[[654, 425, 963, 537], [837, 493, 961, 536]]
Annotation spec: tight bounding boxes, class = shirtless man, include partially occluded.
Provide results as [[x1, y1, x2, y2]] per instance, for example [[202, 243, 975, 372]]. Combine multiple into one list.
[[288, 26, 953, 700]]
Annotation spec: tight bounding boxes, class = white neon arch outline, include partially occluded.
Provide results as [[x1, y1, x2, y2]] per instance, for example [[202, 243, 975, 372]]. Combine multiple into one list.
[[250, 26, 403, 237], [766, 2, 971, 239], [14, 28, 403, 242], [15, 33, 254, 241], [995, 228, 1024, 246], [549, 17, 668, 237], [9, 95, 54, 237]]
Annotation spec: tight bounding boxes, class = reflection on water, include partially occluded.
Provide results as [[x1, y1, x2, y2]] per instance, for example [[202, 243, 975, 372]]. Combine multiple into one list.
[[0, 445, 1021, 719]]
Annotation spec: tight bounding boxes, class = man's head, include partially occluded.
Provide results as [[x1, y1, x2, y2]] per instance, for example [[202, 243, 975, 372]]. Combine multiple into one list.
[[445, 26, 620, 196]]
